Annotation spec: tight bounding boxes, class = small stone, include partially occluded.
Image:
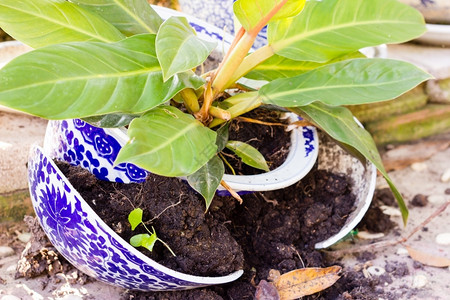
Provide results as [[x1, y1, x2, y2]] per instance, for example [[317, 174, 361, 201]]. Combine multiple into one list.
[[411, 162, 427, 171], [380, 205, 402, 217], [428, 194, 446, 204], [0, 246, 14, 258], [412, 275, 428, 289], [357, 231, 385, 240], [445, 188, 450, 195], [436, 233, 450, 245], [441, 168, 450, 183], [396, 247, 409, 256], [367, 266, 385, 276], [17, 232, 31, 243], [411, 194, 428, 207], [0, 296, 21, 300], [60, 296, 83, 300]]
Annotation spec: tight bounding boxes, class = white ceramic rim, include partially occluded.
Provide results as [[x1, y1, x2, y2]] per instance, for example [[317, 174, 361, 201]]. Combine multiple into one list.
[[32, 145, 244, 286], [415, 23, 450, 46]]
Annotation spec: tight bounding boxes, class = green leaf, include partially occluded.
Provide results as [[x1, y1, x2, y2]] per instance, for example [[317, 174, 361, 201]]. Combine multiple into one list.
[[130, 233, 157, 251], [71, 0, 163, 36], [0, 0, 124, 48], [245, 52, 364, 81], [0, 34, 205, 119], [233, 0, 306, 32], [187, 156, 225, 212], [226, 140, 269, 172], [215, 123, 230, 152], [128, 208, 143, 231], [115, 106, 217, 177], [269, 0, 426, 62], [156, 17, 216, 81], [290, 103, 408, 224], [83, 113, 140, 128], [259, 59, 431, 107]]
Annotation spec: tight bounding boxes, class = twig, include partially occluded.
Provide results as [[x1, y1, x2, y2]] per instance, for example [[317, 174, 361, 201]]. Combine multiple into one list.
[[236, 116, 287, 127], [325, 201, 450, 258], [220, 180, 243, 204], [144, 197, 183, 225]]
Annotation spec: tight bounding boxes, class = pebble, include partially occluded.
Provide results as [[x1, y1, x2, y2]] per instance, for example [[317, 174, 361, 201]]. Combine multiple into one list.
[[17, 232, 31, 243], [441, 168, 450, 183], [428, 194, 447, 204], [435, 233, 450, 245], [357, 231, 385, 240], [367, 266, 385, 276], [0, 296, 21, 300], [411, 162, 428, 171], [0, 246, 14, 258], [411, 194, 428, 207], [60, 296, 83, 300], [412, 274, 428, 289], [396, 247, 409, 256], [380, 205, 402, 217]]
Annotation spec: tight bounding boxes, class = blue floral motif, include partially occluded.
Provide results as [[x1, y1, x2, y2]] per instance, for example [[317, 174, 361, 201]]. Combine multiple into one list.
[[29, 146, 239, 290], [303, 127, 316, 157]]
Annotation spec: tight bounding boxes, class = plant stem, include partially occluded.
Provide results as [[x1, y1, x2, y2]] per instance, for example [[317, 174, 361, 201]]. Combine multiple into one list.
[[226, 45, 275, 86], [220, 180, 243, 204], [211, 32, 257, 95], [219, 152, 236, 175], [209, 106, 231, 121], [180, 88, 200, 113]]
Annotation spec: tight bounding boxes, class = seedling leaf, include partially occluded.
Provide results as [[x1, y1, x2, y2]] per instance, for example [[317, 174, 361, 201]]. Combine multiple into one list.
[[128, 208, 143, 231], [130, 233, 157, 252]]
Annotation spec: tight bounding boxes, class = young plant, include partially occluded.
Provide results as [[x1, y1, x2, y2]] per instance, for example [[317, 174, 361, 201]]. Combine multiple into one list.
[[128, 208, 176, 257], [0, 0, 431, 222]]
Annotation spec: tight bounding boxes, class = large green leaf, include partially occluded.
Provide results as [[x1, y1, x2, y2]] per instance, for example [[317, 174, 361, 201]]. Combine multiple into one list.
[[0, 0, 124, 48], [187, 156, 225, 212], [259, 59, 431, 107], [245, 52, 364, 81], [268, 0, 426, 62], [290, 103, 408, 224], [70, 0, 163, 36], [156, 17, 216, 81], [82, 113, 140, 128], [115, 106, 217, 177], [0, 34, 204, 119], [234, 0, 306, 32]]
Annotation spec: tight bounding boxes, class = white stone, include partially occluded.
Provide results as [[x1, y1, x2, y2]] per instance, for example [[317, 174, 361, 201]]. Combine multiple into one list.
[[0, 246, 14, 258], [0, 296, 21, 300], [367, 266, 386, 276], [441, 168, 450, 183], [17, 232, 31, 243], [60, 296, 83, 300], [396, 247, 409, 256], [411, 162, 428, 171], [380, 205, 402, 217], [357, 231, 385, 240], [436, 233, 450, 246], [428, 195, 447, 204], [412, 275, 428, 289]]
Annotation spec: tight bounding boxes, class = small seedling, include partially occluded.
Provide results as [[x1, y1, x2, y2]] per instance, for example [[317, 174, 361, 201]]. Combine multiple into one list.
[[128, 208, 176, 257]]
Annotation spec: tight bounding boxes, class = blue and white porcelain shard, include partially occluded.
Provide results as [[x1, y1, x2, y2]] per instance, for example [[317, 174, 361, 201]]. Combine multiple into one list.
[[28, 145, 243, 291]]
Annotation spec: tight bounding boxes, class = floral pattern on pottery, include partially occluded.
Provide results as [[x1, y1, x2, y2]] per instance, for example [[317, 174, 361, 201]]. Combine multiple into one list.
[[44, 119, 147, 184], [178, 0, 267, 48], [28, 146, 243, 291]]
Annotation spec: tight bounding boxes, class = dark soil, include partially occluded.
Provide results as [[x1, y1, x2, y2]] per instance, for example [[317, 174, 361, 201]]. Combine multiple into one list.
[[56, 157, 380, 299], [224, 108, 291, 175], [357, 188, 396, 234]]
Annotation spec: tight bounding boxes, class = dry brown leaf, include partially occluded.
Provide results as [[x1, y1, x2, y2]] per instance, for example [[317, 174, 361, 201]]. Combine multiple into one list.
[[273, 266, 342, 300], [406, 245, 450, 267]]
